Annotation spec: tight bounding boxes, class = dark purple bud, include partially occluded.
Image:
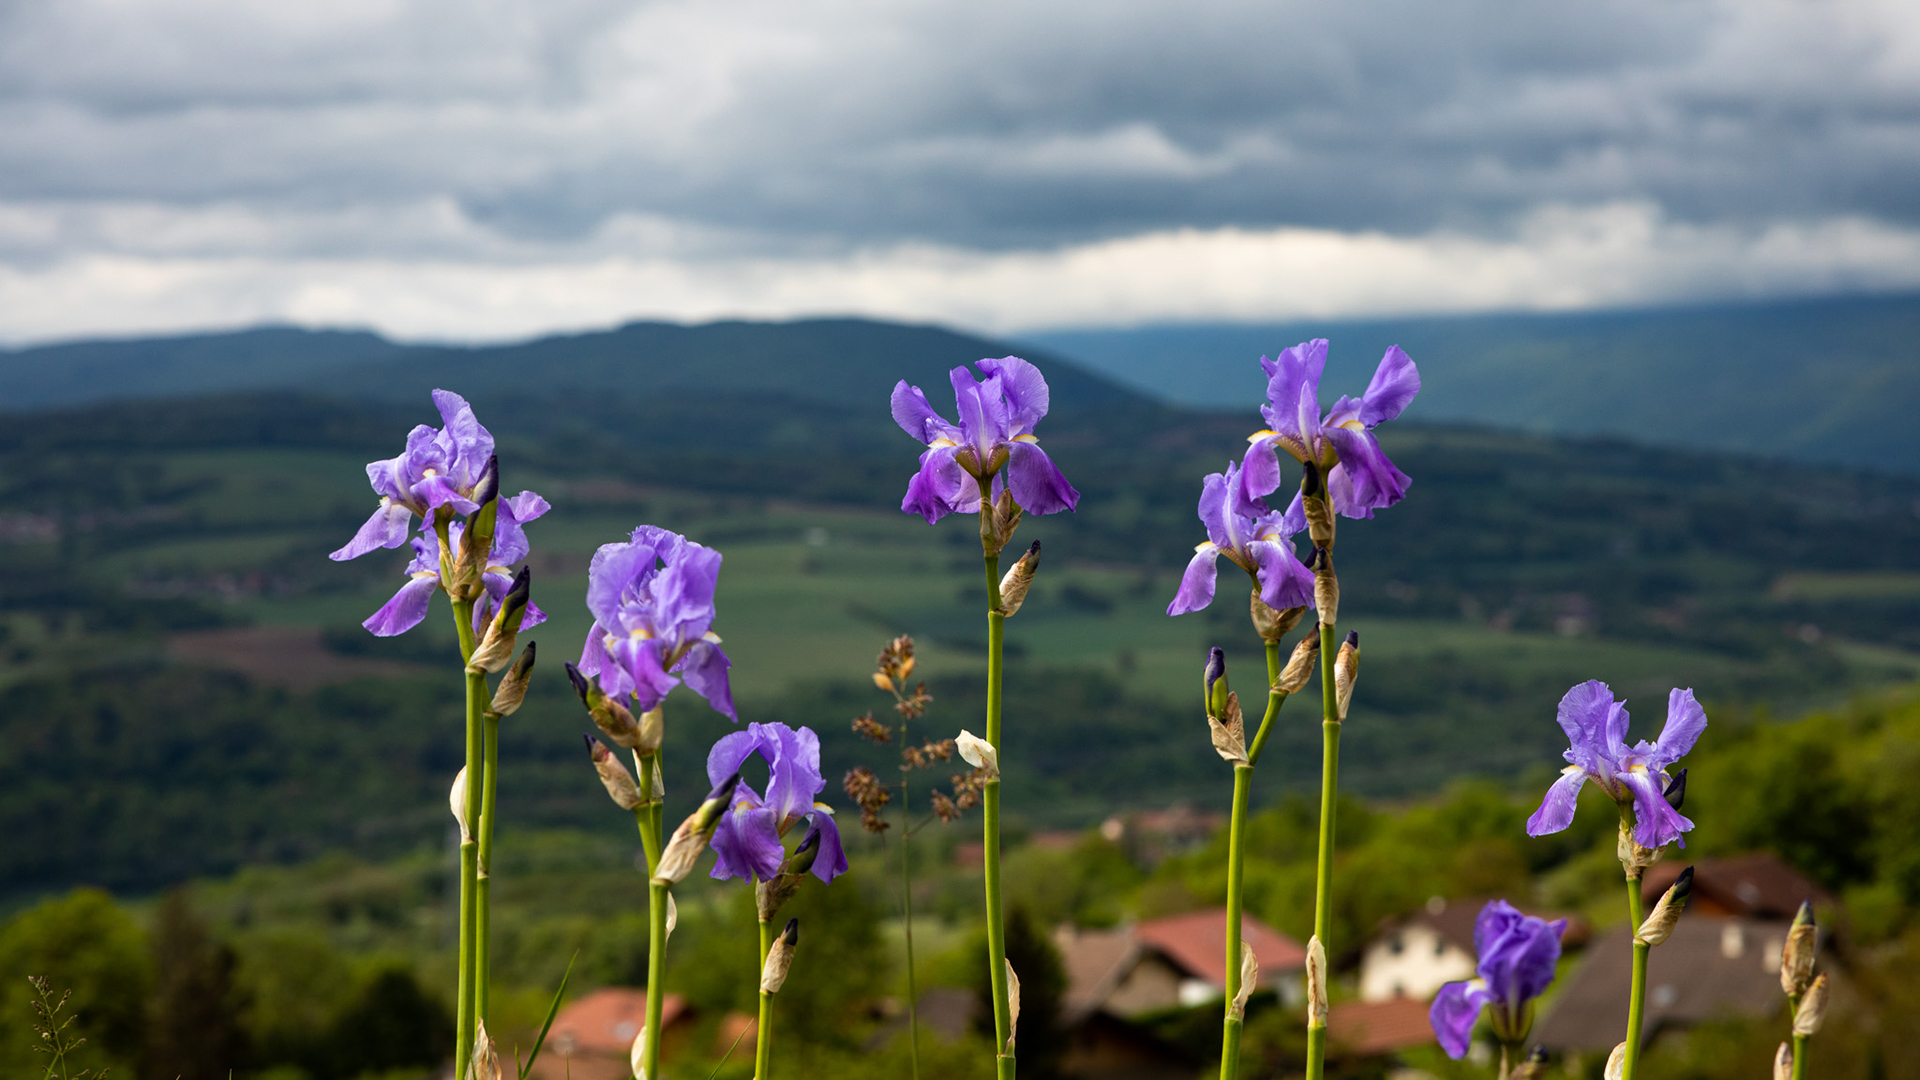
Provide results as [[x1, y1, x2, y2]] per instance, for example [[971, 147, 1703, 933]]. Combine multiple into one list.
[[1023, 540, 1041, 570], [786, 826, 823, 876], [705, 768, 742, 807], [1792, 899, 1814, 928], [1204, 647, 1230, 718], [465, 455, 502, 551], [781, 917, 799, 947], [565, 661, 595, 703], [1664, 768, 1687, 811], [1671, 865, 1695, 902], [497, 565, 532, 627], [583, 732, 606, 759], [472, 455, 500, 508], [1344, 630, 1359, 649], [1301, 460, 1322, 498]]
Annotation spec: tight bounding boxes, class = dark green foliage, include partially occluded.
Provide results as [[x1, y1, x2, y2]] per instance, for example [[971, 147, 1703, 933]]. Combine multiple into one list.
[[319, 966, 451, 1080], [143, 890, 249, 1080], [0, 890, 150, 1080]]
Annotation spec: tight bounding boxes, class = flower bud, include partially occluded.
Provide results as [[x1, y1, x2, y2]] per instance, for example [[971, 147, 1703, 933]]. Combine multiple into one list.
[[565, 662, 645, 748], [1306, 935, 1329, 1028], [1332, 631, 1359, 720], [467, 567, 530, 673], [1664, 768, 1687, 812], [760, 918, 799, 995], [1604, 1042, 1626, 1080], [653, 770, 740, 884], [758, 828, 823, 920], [586, 734, 644, 811], [472, 1018, 501, 1080], [1301, 464, 1337, 548], [1636, 865, 1693, 946], [1616, 823, 1664, 878], [454, 456, 502, 597], [1229, 942, 1258, 1021], [982, 486, 1021, 556], [997, 541, 1041, 616], [487, 642, 537, 717], [636, 706, 664, 756], [449, 766, 472, 842], [956, 730, 999, 780], [1276, 628, 1320, 694], [1792, 972, 1829, 1037], [1250, 594, 1306, 642], [1313, 548, 1340, 626], [1773, 1042, 1794, 1080], [1781, 900, 1817, 997], [1208, 691, 1248, 766], [1005, 959, 1021, 1054], [1204, 648, 1230, 718]]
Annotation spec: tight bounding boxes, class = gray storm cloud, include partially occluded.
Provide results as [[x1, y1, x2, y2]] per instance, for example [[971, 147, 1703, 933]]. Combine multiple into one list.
[[0, 0, 1917, 339]]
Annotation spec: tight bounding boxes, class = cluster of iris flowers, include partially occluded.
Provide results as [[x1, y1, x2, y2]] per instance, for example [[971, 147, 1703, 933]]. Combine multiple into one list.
[[326, 344, 1814, 1080]]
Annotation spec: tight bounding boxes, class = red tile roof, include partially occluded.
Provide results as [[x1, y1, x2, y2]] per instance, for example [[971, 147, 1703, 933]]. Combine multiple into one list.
[[1134, 908, 1307, 988], [547, 988, 688, 1057], [1641, 853, 1830, 920], [1328, 998, 1436, 1056]]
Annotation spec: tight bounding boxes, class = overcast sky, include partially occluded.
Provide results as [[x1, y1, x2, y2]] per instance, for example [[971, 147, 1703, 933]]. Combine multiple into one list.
[[2, 0, 1918, 343]]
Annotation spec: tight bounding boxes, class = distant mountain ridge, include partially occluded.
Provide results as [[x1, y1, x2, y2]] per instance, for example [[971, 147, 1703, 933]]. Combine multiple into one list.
[[0, 317, 1148, 420], [1024, 291, 1920, 473], [5, 294, 1920, 471]]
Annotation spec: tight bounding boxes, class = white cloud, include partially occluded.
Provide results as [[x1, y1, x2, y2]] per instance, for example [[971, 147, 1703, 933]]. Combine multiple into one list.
[[4, 202, 1917, 345], [1, 0, 1919, 341]]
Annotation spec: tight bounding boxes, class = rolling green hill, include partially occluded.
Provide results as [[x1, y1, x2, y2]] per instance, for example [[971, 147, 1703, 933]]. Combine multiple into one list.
[[1025, 291, 1920, 472]]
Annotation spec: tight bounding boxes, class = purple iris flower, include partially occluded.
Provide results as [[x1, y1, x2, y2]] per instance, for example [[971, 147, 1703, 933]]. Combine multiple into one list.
[[1241, 339, 1420, 520], [705, 721, 848, 884], [1167, 457, 1315, 616], [330, 389, 504, 560], [362, 495, 551, 637], [576, 525, 736, 721], [891, 356, 1080, 524], [1526, 681, 1705, 850], [1429, 900, 1568, 1059]]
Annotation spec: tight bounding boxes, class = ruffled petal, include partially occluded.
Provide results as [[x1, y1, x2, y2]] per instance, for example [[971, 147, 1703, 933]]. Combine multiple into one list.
[[1429, 979, 1493, 1060], [1168, 544, 1223, 616], [1249, 539, 1316, 611], [330, 501, 415, 561], [363, 574, 440, 637], [707, 730, 769, 788], [585, 540, 657, 632], [890, 380, 962, 445], [902, 446, 972, 524], [611, 637, 679, 714], [764, 723, 824, 824], [806, 808, 849, 884], [975, 356, 1051, 435], [949, 366, 989, 449], [1554, 681, 1623, 775], [1003, 441, 1078, 516], [432, 388, 495, 480], [1240, 437, 1285, 503], [709, 802, 783, 882], [1624, 766, 1694, 849], [676, 638, 737, 721], [1261, 340, 1327, 440], [1525, 766, 1588, 837], [1650, 688, 1707, 768], [1358, 345, 1420, 426], [1323, 425, 1411, 514]]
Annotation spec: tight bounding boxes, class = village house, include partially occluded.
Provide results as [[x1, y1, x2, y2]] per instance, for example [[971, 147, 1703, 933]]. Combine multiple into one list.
[[533, 987, 692, 1080], [1532, 853, 1832, 1052]]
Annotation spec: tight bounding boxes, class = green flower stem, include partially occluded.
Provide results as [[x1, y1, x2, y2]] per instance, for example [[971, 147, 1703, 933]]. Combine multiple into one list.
[[1304, 616, 1340, 1080], [645, 879, 668, 1080], [982, 542, 1015, 1080], [449, 589, 482, 1080], [1219, 639, 1285, 1080], [1624, 874, 1649, 1079], [899, 757, 923, 1080], [1792, 1034, 1808, 1080], [475, 705, 499, 1025], [756, 917, 775, 1080], [633, 750, 666, 1080]]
